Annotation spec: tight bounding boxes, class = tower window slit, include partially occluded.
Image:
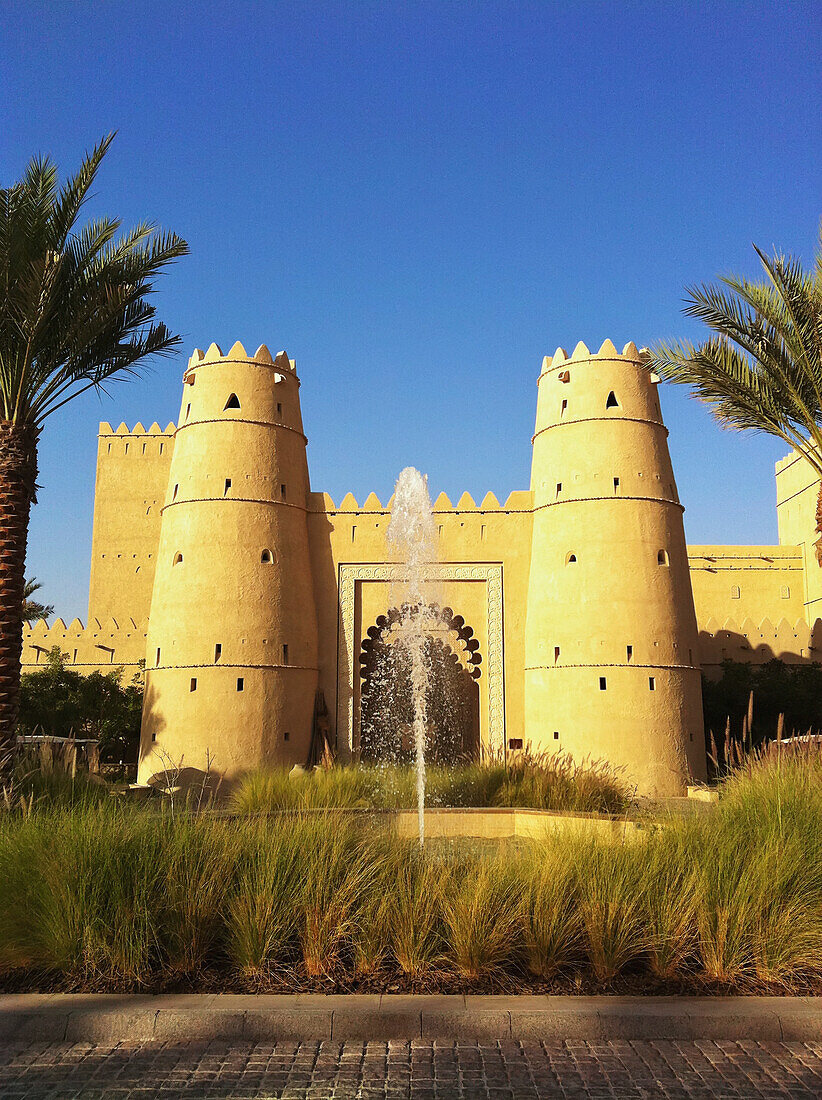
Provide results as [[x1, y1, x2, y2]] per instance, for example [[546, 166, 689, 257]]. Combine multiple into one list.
[[599, 677, 607, 690], [553, 730, 560, 740], [606, 391, 619, 409], [236, 677, 244, 692], [155, 648, 161, 666], [185, 404, 191, 420], [554, 646, 560, 663], [190, 677, 197, 692], [649, 676, 656, 691], [173, 484, 178, 501], [282, 644, 289, 664], [214, 643, 222, 663], [224, 478, 231, 495], [626, 645, 633, 662], [280, 484, 286, 500], [555, 482, 562, 498], [276, 402, 282, 416], [657, 549, 669, 566], [284, 731, 290, 742], [560, 399, 568, 418], [613, 477, 620, 493]]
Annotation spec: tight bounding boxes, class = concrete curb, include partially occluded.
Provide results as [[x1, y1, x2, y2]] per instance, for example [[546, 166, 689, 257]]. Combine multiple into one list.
[[0, 995, 820, 1043]]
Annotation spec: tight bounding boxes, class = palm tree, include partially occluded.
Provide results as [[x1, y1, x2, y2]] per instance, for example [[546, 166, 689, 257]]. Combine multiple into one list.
[[650, 227, 822, 559], [0, 134, 188, 756], [22, 578, 52, 624]]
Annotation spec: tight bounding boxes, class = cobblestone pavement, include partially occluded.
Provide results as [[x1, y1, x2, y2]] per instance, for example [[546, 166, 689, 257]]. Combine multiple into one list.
[[1, 1039, 822, 1098]]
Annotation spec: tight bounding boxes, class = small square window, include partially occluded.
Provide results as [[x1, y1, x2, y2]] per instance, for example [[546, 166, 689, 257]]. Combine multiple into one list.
[[508, 738, 523, 751]]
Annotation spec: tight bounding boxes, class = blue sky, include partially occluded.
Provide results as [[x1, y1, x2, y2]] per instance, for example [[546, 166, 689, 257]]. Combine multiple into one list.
[[3, 0, 821, 622]]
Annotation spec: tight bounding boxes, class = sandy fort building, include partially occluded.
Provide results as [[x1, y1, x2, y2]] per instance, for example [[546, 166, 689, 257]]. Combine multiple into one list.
[[24, 338, 822, 796]]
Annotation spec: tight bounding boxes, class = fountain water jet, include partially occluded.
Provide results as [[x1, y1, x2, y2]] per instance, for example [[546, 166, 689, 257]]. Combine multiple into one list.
[[386, 467, 440, 846]]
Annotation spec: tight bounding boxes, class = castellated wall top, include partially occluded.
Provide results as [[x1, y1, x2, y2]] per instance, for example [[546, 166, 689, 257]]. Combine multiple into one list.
[[185, 342, 296, 373], [307, 490, 533, 514]]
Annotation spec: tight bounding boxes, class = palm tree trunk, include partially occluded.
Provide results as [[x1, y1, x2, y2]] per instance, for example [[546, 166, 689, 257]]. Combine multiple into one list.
[[0, 421, 38, 763], [816, 481, 822, 566]]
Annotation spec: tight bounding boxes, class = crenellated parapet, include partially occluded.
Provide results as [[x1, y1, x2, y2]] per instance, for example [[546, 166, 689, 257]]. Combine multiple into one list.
[[307, 489, 533, 514], [22, 616, 148, 676]]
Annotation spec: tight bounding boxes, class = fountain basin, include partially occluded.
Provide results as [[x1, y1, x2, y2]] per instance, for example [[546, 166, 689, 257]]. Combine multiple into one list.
[[391, 806, 644, 842]]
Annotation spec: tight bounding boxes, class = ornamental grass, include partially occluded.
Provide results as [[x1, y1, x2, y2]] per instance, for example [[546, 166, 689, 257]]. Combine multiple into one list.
[[0, 754, 820, 993]]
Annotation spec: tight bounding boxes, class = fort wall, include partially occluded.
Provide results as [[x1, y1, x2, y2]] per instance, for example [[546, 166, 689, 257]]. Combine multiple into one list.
[[87, 421, 175, 625]]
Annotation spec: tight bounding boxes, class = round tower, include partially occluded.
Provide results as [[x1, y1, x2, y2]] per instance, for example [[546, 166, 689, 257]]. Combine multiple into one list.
[[523, 339, 706, 796], [137, 341, 319, 786]]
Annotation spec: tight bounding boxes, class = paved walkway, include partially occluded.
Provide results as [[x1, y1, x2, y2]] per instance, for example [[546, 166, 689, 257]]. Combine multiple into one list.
[[2, 1038, 822, 1098]]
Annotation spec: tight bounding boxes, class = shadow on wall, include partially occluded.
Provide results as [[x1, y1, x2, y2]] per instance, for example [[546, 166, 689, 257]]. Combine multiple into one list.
[[699, 618, 822, 678]]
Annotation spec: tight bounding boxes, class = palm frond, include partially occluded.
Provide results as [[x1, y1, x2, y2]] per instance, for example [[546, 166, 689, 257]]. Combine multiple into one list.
[[0, 135, 189, 428]]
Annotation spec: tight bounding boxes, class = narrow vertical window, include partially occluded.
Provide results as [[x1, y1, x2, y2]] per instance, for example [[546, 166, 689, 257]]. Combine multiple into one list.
[[554, 646, 560, 663], [649, 676, 656, 691], [214, 644, 222, 663], [613, 477, 620, 493], [276, 402, 283, 416], [555, 482, 562, 498], [599, 676, 607, 690], [480, 525, 486, 541], [553, 730, 560, 740], [280, 483, 287, 500], [155, 648, 161, 666], [190, 677, 197, 692], [173, 484, 178, 501], [626, 645, 633, 662], [282, 644, 289, 664], [560, 399, 568, 418], [224, 478, 232, 495], [236, 677, 244, 692], [124, 442, 129, 455], [185, 404, 191, 420], [284, 731, 291, 742]]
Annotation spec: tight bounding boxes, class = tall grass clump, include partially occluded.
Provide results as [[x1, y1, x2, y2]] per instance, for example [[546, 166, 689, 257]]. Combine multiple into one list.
[[519, 845, 581, 978], [298, 815, 378, 977], [225, 818, 304, 978], [575, 840, 647, 983], [443, 855, 521, 979], [387, 845, 446, 976], [640, 831, 699, 980]]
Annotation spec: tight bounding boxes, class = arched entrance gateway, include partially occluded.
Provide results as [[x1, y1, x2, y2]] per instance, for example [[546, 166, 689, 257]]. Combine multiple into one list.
[[359, 606, 481, 763]]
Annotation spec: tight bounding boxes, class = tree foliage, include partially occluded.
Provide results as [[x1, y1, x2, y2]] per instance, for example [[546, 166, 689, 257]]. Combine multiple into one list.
[[703, 659, 822, 748], [17, 647, 143, 763]]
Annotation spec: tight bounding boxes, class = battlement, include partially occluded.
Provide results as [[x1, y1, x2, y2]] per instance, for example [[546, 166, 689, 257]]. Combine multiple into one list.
[[698, 615, 822, 667], [98, 421, 176, 437], [540, 338, 651, 375], [186, 342, 296, 373], [307, 489, 533, 514], [22, 615, 148, 674]]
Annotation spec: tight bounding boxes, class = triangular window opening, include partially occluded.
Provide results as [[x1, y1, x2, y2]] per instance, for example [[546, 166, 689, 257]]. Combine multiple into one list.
[[224, 393, 241, 410], [606, 391, 619, 409]]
